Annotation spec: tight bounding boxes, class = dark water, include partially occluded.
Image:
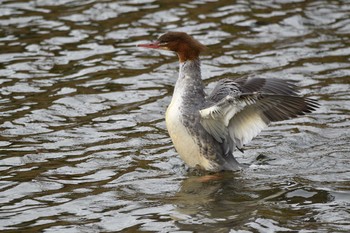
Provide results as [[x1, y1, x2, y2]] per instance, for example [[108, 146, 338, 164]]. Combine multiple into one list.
[[0, 0, 349, 232]]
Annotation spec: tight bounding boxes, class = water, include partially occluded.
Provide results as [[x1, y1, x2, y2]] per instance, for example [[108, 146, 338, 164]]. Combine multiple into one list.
[[0, 0, 349, 232]]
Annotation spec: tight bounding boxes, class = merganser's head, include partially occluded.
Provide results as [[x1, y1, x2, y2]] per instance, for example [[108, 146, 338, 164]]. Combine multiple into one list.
[[138, 32, 206, 62]]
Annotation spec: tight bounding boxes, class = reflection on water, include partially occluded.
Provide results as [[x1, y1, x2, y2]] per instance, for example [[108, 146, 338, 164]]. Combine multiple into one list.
[[0, 0, 349, 232]]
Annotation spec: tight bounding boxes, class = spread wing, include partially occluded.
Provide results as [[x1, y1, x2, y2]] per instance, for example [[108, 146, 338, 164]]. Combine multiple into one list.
[[200, 77, 319, 151]]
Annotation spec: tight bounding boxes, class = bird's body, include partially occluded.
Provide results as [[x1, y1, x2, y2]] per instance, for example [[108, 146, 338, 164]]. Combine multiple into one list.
[[138, 32, 318, 172], [165, 59, 211, 169], [165, 59, 233, 171]]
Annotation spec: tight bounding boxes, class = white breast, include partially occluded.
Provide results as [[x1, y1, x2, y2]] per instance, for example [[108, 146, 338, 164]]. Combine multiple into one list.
[[165, 95, 214, 170]]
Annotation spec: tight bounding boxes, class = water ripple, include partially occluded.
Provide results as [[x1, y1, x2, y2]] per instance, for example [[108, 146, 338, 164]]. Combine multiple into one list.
[[0, 0, 349, 232]]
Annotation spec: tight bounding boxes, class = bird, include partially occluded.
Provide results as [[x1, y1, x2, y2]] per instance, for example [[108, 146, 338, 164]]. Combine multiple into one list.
[[138, 32, 319, 172]]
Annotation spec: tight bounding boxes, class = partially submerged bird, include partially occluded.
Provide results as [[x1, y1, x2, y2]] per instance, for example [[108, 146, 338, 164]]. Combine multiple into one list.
[[138, 32, 318, 172]]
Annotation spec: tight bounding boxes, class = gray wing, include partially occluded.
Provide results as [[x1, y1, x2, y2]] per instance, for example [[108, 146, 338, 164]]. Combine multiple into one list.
[[200, 77, 319, 151]]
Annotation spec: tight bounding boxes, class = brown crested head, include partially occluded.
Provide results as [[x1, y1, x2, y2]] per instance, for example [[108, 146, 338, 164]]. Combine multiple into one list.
[[138, 32, 206, 62]]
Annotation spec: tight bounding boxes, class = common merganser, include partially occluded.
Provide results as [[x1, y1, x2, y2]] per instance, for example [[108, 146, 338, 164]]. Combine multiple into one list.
[[138, 32, 318, 172]]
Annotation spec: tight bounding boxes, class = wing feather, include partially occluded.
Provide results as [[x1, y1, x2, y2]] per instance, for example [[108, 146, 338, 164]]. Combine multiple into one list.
[[228, 107, 268, 148], [200, 77, 319, 152]]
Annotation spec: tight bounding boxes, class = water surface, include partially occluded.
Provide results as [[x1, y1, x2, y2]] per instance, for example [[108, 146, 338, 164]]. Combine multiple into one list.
[[0, 0, 349, 232]]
